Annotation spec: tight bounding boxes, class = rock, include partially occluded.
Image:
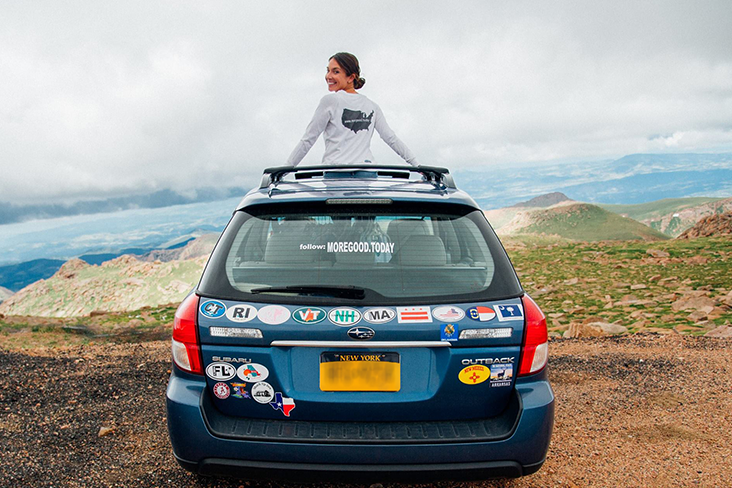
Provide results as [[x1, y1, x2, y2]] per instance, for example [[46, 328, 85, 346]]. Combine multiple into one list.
[[55, 258, 90, 279], [646, 249, 670, 258], [564, 278, 579, 285], [98, 426, 115, 437], [617, 294, 639, 305], [648, 274, 662, 282], [548, 331, 563, 339], [704, 326, 732, 338], [671, 295, 717, 312], [687, 310, 708, 322], [585, 321, 627, 335], [630, 284, 647, 290], [565, 322, 605, 338]]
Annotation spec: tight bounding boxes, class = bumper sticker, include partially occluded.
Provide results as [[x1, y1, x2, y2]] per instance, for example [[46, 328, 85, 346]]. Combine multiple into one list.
[[212, 382, 230, 399], [205, 362, 236, 381], [237, 363, 270, 383], [490, 363, 514, 387], [251, 382, 275, 404], [467, 306, 496, 322], [496, 304, 524, 322], [433, 306, 465, 322], [257, 305, 290, 325], [225, 304, 257, 323], [441, 323, 458, 341], [200, 300, 226, 319], [397, 306, 432, 323], [231, 383, 250, 399], [458, 365, 490, 385], [270, 392, 296, 417]]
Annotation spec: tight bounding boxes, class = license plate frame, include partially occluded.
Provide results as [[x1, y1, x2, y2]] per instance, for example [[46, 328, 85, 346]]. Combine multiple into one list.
[[320, 351, 400, 392]]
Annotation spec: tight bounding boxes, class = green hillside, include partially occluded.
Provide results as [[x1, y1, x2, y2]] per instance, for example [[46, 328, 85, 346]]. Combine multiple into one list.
[[599, 197, 720, 221], [520, 203, 669, 241]]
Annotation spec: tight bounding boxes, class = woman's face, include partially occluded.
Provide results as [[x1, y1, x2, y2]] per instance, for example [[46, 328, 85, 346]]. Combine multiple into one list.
[[325, 58, 355, 92]]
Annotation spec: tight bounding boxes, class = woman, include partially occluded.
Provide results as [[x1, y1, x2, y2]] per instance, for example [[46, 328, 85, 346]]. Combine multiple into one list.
[[287, 52, 419, 167]]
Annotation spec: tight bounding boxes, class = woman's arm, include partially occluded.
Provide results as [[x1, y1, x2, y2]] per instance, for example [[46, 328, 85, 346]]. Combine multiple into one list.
[[373, 104, 419, 166], [286, 96, 335, 166]]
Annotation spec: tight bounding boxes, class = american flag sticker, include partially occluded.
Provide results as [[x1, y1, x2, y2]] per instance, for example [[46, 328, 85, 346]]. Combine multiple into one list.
[[397, 306, 432, 323], [495, 304, 524, 322]]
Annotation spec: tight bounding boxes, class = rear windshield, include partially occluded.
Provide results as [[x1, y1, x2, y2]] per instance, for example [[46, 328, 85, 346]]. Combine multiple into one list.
[[198, 202, 522, 305]]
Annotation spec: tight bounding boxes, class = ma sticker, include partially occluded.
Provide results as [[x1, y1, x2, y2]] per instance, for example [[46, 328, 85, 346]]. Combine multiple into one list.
[[237, 363, 270, 383], [251, 382, 275, 404], [257, 305, 290, 325], [458, 365, 490, 385], [225, 304, 257, 323], [200, 300, 226, 319], [363, 307, 396, 324]]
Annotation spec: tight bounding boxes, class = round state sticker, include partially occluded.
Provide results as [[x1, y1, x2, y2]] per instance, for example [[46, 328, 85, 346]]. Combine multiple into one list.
[[213, 382, 231, 399], [257, 305, 290, 325]]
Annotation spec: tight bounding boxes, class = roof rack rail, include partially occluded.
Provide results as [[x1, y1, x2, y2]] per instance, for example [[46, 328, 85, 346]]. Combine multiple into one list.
[[259, 165, 456, 189]]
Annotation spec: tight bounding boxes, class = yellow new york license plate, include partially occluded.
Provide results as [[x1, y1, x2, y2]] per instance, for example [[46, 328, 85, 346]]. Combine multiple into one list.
[[320, 352, 400, 392]]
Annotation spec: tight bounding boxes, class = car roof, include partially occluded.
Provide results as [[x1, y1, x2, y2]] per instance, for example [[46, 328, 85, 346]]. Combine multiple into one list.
[[236, 165, 480, 210]]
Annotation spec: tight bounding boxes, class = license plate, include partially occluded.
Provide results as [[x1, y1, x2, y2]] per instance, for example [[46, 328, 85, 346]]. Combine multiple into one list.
[[320, 351, 400, 392]]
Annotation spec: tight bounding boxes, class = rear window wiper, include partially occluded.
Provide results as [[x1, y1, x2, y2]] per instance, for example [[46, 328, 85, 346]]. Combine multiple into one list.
[[249, 285, 366, 299]]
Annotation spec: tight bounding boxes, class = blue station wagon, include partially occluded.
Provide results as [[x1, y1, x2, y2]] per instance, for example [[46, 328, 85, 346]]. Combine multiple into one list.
[[166, 165, 554, 482]]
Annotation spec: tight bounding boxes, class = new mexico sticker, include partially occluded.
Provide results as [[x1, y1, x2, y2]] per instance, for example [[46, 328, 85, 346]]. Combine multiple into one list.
[[458, 365, 490, 385]]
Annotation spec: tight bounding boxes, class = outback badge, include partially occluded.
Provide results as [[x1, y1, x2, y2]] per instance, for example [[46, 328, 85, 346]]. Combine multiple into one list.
[[347, 326, 375, 340]]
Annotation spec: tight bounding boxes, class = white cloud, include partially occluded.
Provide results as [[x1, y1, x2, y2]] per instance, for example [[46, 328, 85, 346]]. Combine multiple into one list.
[[1, 0, 732, 203]]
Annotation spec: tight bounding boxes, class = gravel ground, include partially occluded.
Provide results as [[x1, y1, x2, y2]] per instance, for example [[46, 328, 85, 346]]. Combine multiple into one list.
[[1, 334, 730, 488]]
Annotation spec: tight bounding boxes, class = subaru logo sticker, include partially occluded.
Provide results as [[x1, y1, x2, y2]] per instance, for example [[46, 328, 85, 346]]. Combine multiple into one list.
[[347, 326, 375, 340]]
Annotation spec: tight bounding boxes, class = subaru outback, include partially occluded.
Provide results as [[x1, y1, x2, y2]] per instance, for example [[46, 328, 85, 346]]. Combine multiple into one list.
[[166, 165, 554, 482]]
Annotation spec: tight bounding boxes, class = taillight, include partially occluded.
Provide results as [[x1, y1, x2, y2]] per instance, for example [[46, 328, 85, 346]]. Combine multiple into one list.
[[518, 294, 548, 376], [172, 293, 203, 375]]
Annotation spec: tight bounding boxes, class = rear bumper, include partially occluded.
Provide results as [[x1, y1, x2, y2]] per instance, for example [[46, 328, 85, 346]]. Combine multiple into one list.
[[166, 370, 554, 482]]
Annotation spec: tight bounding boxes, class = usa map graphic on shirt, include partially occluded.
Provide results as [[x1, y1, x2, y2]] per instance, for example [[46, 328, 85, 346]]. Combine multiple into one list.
[[342, 108, 374, 133]]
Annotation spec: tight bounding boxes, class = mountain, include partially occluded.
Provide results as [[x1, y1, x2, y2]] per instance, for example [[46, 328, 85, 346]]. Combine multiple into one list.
[[678, 211, 732, 239], [140, 234, 218, 262], [601, 197, 732, 237], [510, 192, 572, 208], [454, 152, 732, 210], [489, 201, 669, 241], [0, 259, 65, 292], [0, 186, 248, 225], [0, 254, 206, 318], [0, 286, 13, 303]]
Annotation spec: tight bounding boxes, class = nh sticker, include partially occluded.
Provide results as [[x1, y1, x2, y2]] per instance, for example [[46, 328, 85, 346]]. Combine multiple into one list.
[[329, 308, 362, 326], [496, 304, 524, 322]]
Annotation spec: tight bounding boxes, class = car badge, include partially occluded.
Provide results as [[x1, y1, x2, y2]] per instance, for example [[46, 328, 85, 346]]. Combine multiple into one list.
[[347, 326, 375, 340]]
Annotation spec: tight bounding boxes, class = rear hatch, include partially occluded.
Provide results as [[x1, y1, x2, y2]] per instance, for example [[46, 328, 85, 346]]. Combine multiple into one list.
[[196, 200, 525, 422], [198, 298, 525, 421]]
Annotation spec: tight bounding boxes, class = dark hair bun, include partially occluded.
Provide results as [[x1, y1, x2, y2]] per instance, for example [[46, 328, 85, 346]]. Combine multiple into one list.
[[354, 77, 366, 89]]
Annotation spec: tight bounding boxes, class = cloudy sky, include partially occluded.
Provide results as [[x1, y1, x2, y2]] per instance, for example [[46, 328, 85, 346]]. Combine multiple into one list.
[[1, 1, 731, 205]]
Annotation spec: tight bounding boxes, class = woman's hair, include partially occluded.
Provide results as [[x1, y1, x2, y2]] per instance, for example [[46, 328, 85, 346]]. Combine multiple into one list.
[[330, 52, 366, 89]]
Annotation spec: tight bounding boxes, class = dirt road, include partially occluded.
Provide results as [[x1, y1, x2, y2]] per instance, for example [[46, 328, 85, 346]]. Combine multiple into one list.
[[1, 334, 730, 487]]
